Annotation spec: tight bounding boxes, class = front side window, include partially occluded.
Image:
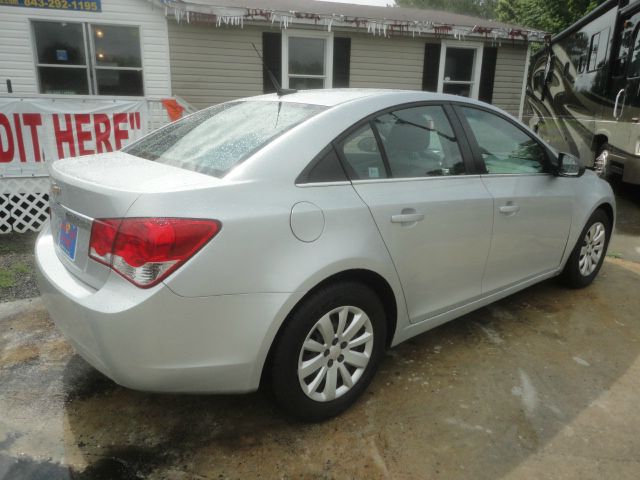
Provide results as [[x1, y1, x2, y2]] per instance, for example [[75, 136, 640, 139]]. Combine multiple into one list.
[[374, 105, 465, 177], [124, 101, 326, 177], [283, 31, 333, 89], [461, 107, 547, 174], [32, 21, 143, 96]]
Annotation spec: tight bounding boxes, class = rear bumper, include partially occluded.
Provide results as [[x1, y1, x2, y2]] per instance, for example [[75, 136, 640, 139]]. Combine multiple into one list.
[[35, 224, 303, 393]]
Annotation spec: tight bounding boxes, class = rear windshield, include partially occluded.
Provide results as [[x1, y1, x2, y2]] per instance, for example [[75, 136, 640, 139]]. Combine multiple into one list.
[[124, 101, 326, 177]]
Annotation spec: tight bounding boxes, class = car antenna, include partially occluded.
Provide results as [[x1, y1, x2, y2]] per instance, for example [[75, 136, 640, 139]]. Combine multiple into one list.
[[251, 43, 297, 96]]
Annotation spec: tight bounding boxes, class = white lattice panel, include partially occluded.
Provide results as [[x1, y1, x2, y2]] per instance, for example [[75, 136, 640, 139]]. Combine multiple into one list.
[[10, 193, 49, 233], [0, 194, 11, 234], [0, 177, 50, 194], [0, 177, 50, 234]]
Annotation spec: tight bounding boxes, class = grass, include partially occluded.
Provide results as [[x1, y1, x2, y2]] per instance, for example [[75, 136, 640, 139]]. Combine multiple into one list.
[[0, 269, 14, 288], [0, 232, 39, 255], [12, 261, 30, 274], [0, 262, 31, 289], [0, 233, 37, 289]]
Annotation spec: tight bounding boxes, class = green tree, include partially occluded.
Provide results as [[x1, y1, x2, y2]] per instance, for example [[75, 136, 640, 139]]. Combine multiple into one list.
[[397, 0, 605, 33], [396, 0, 497, 19], [495, 0, 603, 33]]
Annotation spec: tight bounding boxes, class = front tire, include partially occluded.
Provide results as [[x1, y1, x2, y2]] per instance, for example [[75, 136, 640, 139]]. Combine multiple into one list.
[[270, 281, 386, 421], [561, 209, 611, 288]]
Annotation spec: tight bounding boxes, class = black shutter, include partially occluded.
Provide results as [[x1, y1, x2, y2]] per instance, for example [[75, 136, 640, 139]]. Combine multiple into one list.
[[422, 43, 441, 92], [262, 32, 281, 93], [479, 47, 498, 104], [333, 37, 351, 88]]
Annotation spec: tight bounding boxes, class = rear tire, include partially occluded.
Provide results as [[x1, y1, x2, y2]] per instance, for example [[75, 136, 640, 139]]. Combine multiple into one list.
[[561, 209, 611, 288], [270, 281, 386, 422]]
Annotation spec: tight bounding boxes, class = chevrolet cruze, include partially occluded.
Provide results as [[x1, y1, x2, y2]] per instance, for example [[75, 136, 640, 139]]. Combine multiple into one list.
[[36, 90, 615, 421]]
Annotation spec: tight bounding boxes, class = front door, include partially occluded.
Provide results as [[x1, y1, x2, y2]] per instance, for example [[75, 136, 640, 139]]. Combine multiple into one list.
[[454, 105, 574, 293], [336, 104, 493, 323]]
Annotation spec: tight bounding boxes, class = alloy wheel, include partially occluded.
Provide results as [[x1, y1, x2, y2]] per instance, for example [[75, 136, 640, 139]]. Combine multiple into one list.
[[579, 221, 606, 276], [297, 306, 374, 402]]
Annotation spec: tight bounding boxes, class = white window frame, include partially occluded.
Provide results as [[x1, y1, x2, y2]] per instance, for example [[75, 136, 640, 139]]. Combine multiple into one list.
[[437, 40, 484, 100], [88, 24, 144, 95], [281, 29, 334, 89], [31, 20, 92, 95], [30, 19, 144, 96]]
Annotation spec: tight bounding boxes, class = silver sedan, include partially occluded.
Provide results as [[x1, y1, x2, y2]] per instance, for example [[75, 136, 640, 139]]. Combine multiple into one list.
[[36, 90, 615, 421]]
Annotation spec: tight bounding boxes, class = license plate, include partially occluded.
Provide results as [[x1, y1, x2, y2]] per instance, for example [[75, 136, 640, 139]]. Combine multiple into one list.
[[59, 219, 79, 261]]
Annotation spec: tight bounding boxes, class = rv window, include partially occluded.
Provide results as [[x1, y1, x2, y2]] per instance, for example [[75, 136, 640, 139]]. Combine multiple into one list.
[[614, 23, 636, 76], [629, 32, 640, 77], [578, 54, 586, 74], [588, 32, 601, 71], [587, 28, 611, 72], [597, 28, 610, 69]]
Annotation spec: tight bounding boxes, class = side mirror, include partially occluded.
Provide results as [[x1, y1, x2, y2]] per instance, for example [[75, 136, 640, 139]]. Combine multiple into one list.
[[555, 152, 585, 177]]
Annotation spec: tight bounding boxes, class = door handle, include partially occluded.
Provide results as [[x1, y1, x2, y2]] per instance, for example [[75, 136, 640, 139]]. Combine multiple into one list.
[[499, 204, 520, 215], [391, 213, 424, 223], [614, 88, 625, 120]]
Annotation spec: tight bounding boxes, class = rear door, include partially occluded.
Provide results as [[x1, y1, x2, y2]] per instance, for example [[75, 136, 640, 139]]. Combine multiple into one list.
[[338, 103, 493, 323], [453, 104, 574, 294]]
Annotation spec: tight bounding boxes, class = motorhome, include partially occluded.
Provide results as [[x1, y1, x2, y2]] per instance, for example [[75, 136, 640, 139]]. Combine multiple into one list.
[[524, 0, 640, 185]]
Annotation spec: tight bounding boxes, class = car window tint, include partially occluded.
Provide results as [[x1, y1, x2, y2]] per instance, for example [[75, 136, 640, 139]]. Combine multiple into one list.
[[124, 101, 326, 178], [339, 124, 388, 180], [374, 105, 465, 178], [303, 145, 347, 183], [461, 107, 547, 174]]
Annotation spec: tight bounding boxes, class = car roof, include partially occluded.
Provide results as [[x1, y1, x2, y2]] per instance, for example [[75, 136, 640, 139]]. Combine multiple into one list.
[[240, 88, 495, 108], [246, 88, 485, 108]]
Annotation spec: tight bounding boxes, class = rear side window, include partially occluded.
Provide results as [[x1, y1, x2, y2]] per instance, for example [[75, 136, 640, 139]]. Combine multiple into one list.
[[124, 101, 326, 177], [374, 105, 465, 177], [299, 145, 347, 183], [338, 124, 388, 180]]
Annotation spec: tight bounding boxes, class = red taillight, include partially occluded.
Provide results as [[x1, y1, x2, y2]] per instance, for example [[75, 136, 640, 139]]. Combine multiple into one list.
[[89, 218, 221, 288]]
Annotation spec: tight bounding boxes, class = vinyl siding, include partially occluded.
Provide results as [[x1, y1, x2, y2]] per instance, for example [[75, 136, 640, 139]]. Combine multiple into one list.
[[168, 21, 263, 109], [349, 34, 527, 114], [167, 20, 528, 112], [493, 45, 528, 116], [349, 33, 424, 90], [0, 0, 171, 98]]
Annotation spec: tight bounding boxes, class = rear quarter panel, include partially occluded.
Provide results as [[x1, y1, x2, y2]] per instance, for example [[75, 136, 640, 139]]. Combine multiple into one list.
[[127, 180, 408, 331]]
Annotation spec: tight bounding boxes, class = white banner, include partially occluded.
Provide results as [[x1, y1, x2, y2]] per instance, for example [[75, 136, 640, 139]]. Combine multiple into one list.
[[0, 96, 148, 177]]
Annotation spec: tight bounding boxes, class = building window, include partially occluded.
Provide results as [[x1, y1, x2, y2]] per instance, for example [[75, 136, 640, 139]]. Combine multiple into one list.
[[33, 21, 90, 95], [282, 30, 333, 89], [32, 20, 143, 96], [437, 41, 484, 99]]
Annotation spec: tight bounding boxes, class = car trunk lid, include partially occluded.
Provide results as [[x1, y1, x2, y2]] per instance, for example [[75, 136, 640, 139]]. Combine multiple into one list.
[[49, 151, 222, 290]]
